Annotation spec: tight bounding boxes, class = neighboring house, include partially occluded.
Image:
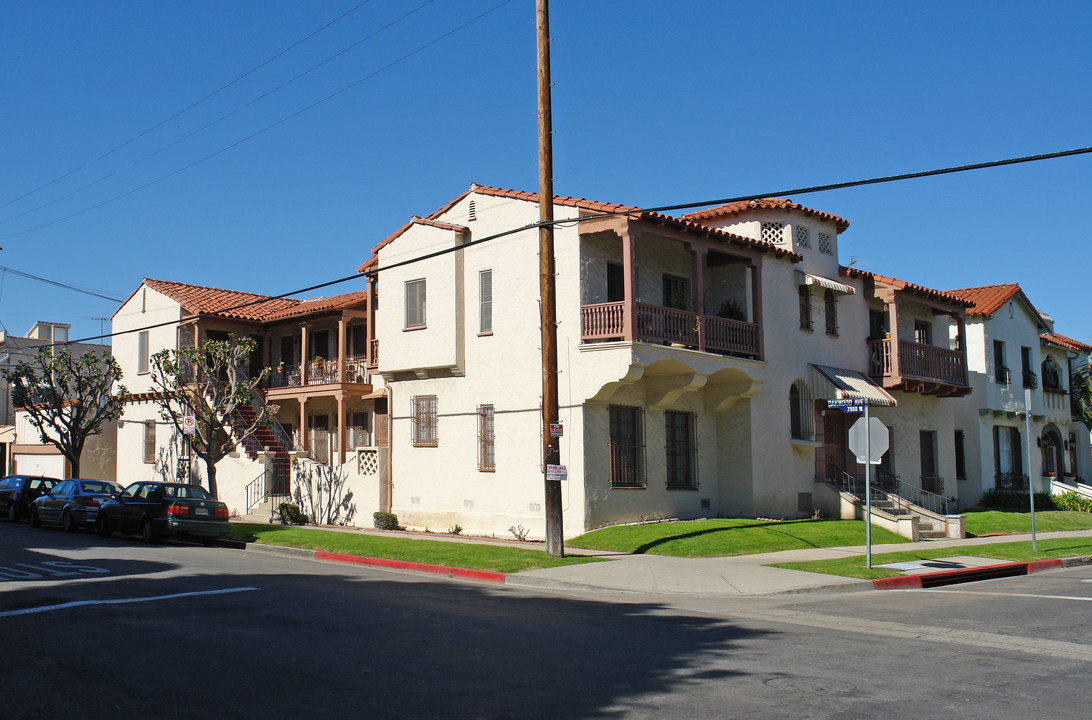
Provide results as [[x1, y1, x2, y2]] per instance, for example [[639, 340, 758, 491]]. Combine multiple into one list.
[[365, 185, 974, 539], [0, 322, 109, 425], [111, 279, 386, 516], [11, 403, 117, 481], [946, 284, 1091, 505]]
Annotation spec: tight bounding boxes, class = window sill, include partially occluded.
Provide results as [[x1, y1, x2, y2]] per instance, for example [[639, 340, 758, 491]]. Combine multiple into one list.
[[666, 485, 699, 491], [477, 331, 493, 337], [609, 485, 647, 490], [403, 326, 427, 332], [790, 437, 822, 449]]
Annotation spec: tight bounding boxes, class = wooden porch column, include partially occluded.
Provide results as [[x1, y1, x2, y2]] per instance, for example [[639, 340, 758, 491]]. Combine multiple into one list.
[[300, 398, 309, 452], [691, 246, 707, 352], [749, 258, 764, 360], [622, 232, 637, 341], [337, 393, 346, 465], [300, 323, 309, 385], [366, 275, 375, 367], [337, 315, 348, 383], [886, 297, 901, 378]]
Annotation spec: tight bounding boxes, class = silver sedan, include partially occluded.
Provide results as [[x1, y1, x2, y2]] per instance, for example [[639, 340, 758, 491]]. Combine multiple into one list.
[[31, 478, 124, 532]]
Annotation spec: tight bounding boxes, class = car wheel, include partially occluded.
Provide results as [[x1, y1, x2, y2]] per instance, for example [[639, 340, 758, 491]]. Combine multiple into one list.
[[62, 510, 75, 533], [96, 513, 112, 538], [141, 518, 157, 544], [30, 507, 42, 527], [6, 503, 16, 523], [201, 536, 218, 547]]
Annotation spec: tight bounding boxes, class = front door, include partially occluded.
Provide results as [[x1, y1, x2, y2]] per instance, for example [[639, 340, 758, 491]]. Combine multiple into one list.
[[823, 410, 849, 479]]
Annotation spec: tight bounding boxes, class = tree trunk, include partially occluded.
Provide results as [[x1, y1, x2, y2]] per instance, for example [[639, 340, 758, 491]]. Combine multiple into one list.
[[205, 458, 219, 499]]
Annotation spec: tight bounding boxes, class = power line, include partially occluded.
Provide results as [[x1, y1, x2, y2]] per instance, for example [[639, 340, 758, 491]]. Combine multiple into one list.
[[0, 0, 514, 242], [0, 265, 124, 303], [0, 1, 375, 214], [60, 145, 1092, 347], [1, 0, 438, 227]]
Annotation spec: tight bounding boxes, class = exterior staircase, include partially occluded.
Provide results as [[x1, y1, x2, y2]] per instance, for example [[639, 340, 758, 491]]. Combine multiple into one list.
[[228, 403, 292, 500], [827, 465, 962, 541]]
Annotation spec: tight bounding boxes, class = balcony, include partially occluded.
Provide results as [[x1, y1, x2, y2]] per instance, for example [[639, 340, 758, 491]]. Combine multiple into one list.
[[869, 339, 970, 397], [582, 301, 760, 358], [266, 355, 369, 389]]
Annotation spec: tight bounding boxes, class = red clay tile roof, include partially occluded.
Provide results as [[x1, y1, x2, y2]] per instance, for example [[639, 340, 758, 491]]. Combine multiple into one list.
[[143, 278, 298, 321], [945, 284, 1035, 318], [263, 290, 369, 321], [840, 267, 972, 307], [359, 184, 798, 271], [362, 217, 470, 271], [1041, 332, 1092, 353], [140, 279, 366, 323], [680, 198, 851, 233]]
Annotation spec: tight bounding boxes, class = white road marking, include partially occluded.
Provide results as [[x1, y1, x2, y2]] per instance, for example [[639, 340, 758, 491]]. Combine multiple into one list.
[[0, 586, 258, 618], [917, 589, 1092, 602]]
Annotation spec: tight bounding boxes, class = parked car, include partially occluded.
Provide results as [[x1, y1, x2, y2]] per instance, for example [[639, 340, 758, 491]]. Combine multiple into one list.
[[0, 475, 61, 522], [96, 481, 230, 545], [31, 478, 124, 531]]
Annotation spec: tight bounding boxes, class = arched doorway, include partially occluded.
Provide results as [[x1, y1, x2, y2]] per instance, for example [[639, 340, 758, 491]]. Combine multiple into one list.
[[1040, 425, 1064, 478]]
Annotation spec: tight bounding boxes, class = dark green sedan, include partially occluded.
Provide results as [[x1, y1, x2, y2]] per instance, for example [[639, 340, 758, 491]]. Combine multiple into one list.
[[96, 481, 230, 545]]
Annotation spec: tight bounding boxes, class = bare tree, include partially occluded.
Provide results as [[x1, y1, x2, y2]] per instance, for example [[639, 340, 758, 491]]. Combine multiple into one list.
[[149, 335, 276, 499], [4, 346, 128, 478]]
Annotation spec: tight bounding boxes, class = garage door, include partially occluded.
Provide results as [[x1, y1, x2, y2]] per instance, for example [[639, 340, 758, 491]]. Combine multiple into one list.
[[14, 454, 66, 478]]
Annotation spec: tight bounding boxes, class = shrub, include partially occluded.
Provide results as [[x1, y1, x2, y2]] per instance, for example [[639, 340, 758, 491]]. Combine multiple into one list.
[[1052, 491, 1092, 513], [449, 524, 463, 536], [278, 502, 304, 524], [373, 511, 400, 531], [978, 489, 1057, 511]]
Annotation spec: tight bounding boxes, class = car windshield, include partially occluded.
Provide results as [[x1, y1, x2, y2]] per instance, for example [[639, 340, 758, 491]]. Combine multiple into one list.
[[162, 485, 213, 500]]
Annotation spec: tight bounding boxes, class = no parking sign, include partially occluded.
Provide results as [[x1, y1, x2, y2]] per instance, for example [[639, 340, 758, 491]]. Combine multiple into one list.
[[182, 415, 196, 435]]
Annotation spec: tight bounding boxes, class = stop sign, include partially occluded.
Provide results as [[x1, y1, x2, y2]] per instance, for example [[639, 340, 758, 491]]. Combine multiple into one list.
[[848, 416, 889, 464]]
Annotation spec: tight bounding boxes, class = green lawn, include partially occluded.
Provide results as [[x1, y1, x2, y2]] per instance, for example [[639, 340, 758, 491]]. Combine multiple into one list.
[[773, 536, 1092, 580], [229, 524, 600, 574], [567, 518, 907, 558], [964, 509, 1092, 536]]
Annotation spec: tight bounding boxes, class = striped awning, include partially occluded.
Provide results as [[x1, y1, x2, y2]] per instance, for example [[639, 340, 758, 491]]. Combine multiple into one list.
[[795, 270, 855, 295], [808, 364, 897, 407]]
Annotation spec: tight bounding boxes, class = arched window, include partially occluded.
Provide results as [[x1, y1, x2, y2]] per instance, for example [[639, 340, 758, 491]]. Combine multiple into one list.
[[1041, 356, 1061, 390], [789, 380, 814, 440]]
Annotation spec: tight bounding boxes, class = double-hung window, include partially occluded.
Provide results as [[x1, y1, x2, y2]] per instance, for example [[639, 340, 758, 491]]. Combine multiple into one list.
[[137, 330, 150, 374], [479, 270, 492, 334], [143, 420, 156, 463], [405, 279, 426, 329]]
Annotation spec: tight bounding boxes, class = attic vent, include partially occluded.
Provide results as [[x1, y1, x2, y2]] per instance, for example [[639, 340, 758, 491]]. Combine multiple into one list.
[[761, 222, 785, 245], [141, 288, 147, 313], [467, 199, 477, 221]]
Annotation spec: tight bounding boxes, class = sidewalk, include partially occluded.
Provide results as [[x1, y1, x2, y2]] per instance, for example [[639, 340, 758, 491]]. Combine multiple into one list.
[[230, 518, 1092, 596]]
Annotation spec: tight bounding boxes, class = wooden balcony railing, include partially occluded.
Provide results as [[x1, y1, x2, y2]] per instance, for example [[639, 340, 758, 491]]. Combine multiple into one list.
[[869, 339, 968, 388], [580, 301, 759, 358]]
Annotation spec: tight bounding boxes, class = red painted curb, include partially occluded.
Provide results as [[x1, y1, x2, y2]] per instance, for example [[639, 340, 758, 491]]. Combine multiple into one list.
[[313, 551, 507, 583], [1026, 558, 1064, 574], [873, 575, 922, 590]]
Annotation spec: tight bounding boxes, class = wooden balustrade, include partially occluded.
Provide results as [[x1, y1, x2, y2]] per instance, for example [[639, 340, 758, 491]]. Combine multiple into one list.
[[580, 301, 759, 358]]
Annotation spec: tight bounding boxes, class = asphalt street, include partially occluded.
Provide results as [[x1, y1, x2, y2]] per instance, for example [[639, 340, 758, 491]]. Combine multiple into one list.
[[3, 521, 1091, 719]]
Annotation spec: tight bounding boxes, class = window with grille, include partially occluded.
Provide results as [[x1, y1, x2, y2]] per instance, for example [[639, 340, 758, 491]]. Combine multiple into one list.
[[824, 290, 838, 336], [789, 381, 814, 440], [479, 270, 492, 334], [993, 340, 1009, 384], [143, 420, 156, 463], [798, 286, 812, 330], [664, 411, 697, 489], [818, 231, 833, 255], [411, 395, 438, 447], [609, 405, 644, 489], [761, 222, 785, 246], [1021, 346, 1037, 388], [404, 279, 426, 329], [477, 404, 495, 471], [794, 224, 810, 248]]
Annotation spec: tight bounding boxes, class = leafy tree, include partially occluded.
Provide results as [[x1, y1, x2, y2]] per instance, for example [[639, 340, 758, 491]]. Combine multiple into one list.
[[149, 335, 276, 499], [3, 346, 128, 478], [1072, 364, 1092, 430]]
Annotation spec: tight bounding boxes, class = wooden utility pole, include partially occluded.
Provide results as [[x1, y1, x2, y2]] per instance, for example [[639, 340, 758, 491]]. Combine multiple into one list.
[[537, 0, 563, 557]]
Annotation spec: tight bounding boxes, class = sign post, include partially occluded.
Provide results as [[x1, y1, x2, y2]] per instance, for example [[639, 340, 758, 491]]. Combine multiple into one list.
[[846, 403, 891, 569]]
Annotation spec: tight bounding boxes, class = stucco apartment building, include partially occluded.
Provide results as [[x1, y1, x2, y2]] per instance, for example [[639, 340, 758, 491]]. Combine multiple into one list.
[[367, 186, 991, 539]]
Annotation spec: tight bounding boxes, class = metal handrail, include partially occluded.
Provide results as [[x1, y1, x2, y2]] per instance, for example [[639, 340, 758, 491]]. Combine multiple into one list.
[[244, 470, 267, 514], [829, 464, 950, 516]]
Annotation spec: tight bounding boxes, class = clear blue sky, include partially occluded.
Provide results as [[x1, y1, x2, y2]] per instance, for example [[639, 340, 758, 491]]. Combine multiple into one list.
[[2, 1, 1089, 346]]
